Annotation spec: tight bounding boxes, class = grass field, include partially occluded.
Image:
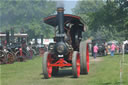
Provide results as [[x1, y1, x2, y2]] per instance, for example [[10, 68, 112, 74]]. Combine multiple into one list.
[[0, 54, 128, 85]]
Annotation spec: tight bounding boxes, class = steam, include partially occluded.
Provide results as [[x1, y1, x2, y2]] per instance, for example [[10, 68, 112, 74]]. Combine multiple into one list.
[[56, 0, 64, 8]]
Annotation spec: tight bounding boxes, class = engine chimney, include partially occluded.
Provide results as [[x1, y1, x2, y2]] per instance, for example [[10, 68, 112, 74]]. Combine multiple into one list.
[[41, 34, 44, 45], [57, 7, 64, 41], [11, 27, 14, 43], [6, 30, 10, 45]]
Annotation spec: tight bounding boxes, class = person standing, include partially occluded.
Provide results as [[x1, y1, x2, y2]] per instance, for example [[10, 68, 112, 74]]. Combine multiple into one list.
[[110, 43, 116, 56], [93, 44, 99, 59], [108, 45, 111, 54]]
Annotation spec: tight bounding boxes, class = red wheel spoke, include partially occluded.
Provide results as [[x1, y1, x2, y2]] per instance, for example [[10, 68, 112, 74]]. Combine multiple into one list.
[[77, 53, 80, 77], [86, 44, 89, 72], [47, 54, 52, 78]]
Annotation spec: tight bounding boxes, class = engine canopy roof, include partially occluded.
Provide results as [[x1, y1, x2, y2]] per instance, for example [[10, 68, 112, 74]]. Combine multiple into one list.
[[43, 14, 86, 31]]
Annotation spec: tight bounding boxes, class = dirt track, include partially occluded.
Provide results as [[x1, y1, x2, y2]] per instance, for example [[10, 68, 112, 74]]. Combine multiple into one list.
[[90, 57, 104, 62]]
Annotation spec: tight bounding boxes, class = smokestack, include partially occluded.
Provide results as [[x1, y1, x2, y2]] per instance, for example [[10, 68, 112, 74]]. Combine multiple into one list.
[[11, 27, 14, 43], [6, 30, 10, 45], [41, 35, 44, 45], [57, 7, 64, 41], [35, 35, 38, 45], [18, 37, 20, 42]]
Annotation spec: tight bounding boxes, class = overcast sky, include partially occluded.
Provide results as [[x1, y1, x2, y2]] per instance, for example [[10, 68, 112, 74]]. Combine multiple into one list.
[[54, 0, 78, 14], [64, 0, 77, 14]]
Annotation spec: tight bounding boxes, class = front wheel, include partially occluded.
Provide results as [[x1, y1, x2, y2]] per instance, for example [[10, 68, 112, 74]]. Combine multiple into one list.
[[43, 52, 52, 79], [72, 51, 80, 78]]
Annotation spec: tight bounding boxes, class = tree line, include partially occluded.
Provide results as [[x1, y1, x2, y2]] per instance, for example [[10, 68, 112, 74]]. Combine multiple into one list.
[[73, 0, 128, 42], [0, 0, 128, 42], [0, 0, 56, 39]]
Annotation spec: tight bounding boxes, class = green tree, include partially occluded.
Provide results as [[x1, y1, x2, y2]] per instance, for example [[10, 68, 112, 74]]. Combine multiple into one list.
[[73, 0, 105, 40], [0, 0, 56, 38], [73, 0, 128, 41]]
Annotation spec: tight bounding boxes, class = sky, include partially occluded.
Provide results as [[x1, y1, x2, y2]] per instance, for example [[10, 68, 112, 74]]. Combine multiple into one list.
[[64, 0, 77, 14], [55, 0, 78, 14]]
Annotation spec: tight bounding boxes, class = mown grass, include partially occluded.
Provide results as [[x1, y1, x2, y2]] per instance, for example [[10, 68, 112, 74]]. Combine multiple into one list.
[[0, 54, 128, 85]]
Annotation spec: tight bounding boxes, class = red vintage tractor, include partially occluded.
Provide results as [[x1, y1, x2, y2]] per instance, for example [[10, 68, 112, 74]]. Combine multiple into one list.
[[42, 7, 89, 78]]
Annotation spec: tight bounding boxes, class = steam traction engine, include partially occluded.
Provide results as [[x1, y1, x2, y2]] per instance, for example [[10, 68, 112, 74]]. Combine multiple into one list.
[[43, 7, 89, 78]]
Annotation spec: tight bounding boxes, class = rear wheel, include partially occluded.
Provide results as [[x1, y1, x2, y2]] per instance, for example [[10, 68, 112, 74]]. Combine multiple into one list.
[[7, 52, 15, 64], [43, 52, 52, 79], [15, 51, 27, 62], [0, 51, 7, 64], [80, 41, 89, 74], [72, 51, 80, 78]]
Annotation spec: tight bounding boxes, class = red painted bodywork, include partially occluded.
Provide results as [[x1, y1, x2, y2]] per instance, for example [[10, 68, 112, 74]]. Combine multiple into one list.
[[19, 48, 22, 56], [50, 58, 72, 67]]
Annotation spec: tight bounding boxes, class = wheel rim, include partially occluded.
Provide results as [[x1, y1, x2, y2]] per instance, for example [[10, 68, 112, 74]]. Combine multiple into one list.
[[76, 53, 80, 77], [86, 44, 89, 72], [47, 54, 52, 78], [7, 53, 14, 63]]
